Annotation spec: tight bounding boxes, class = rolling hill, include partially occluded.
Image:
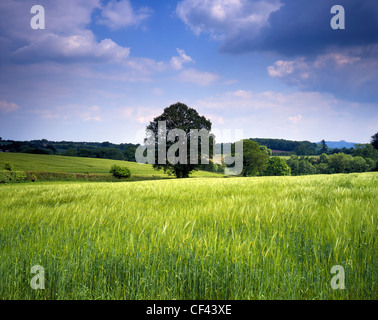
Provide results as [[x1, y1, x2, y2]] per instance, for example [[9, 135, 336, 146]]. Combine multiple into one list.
[[0, 152, 222, 178]]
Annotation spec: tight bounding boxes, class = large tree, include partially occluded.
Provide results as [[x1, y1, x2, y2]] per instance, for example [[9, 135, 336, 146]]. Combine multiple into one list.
[[146, 102, 212, 178]]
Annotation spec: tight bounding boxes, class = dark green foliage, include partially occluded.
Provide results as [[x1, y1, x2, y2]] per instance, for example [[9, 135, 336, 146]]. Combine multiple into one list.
[[371, 132, 378, 150], [4, 162, 14, 171], [0, 139, 139, 162], [0, 170, 27, 183], [249, 138, 315, 153], [295, 141, 317, 155], [259, 145, 272, 156], [298, 159, 316, 175], [353, 144, 378, 162], [328, 153, 353, 173], [146, 102, 212, 178], [124, 146, 138, 162], [63, 147, 78, 156], [319, 153, 328, 164], [241, 140, 269, 176], [286, 155, 299, 175], [264, 157, 291, 176], [288, 152, 376, 175], [320, 140, 328, 154], [110, 165, 132, 178], [315, 163, 330, 174], [350, 156, 367, 172]]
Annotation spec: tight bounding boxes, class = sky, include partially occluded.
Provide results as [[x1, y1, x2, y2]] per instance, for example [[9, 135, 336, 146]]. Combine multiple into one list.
[[0, 0, 377, 144]]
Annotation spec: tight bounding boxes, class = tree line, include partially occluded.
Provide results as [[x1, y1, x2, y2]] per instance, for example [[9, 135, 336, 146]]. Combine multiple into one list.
[[0, 138, 139, 162]]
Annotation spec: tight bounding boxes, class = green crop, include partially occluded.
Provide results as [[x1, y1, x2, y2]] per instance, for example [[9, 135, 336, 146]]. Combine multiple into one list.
[[0, 172, 377, 299]]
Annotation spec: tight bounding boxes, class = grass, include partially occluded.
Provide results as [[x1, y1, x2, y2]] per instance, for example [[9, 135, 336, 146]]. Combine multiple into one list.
[[0, 172, 377, 299], [0, 153, 223, 179]]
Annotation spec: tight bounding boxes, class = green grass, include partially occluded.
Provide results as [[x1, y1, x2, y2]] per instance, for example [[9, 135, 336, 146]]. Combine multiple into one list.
[[0, 172, 377, 299], [0, 153, 222, 178]]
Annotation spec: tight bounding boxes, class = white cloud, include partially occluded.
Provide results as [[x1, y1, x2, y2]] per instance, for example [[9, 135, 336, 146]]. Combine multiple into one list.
[[170, 48, 193, 70], [13, 31, 130, 63], [176, 0, 281, 38], [0, 100, 19, 113], [267, 46, 378, 100], [177, 68, 219, 86], [98, 0, 152, 30]]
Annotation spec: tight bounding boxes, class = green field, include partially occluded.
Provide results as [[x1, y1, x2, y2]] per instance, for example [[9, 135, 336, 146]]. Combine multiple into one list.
[[0, 172, 377, 299], [0, 152, 221, 178]]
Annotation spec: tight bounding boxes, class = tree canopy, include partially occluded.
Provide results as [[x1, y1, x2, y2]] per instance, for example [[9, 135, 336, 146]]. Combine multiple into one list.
[[146, 102, 212, 178]]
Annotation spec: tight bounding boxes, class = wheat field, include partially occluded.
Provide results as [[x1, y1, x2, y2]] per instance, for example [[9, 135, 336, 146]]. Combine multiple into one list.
[[0, 173, 377, 299]]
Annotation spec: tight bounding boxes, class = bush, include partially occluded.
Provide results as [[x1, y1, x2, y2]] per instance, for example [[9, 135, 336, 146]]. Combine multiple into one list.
[[365, 158, 376, 171], [328, 153, 353, 173], [0, 171, 11, 183], [0, 170, 27, 183], [4, 162, 14, 171], [264, 157, 291, 176], [298, 159, 316, 175], [315, 163, 330, 174], [110, 165, 131, 178], [350, 156, 367, 172]]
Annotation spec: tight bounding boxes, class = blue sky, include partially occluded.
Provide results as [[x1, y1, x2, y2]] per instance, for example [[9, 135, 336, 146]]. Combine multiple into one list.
[[0, 0, 377, 144]]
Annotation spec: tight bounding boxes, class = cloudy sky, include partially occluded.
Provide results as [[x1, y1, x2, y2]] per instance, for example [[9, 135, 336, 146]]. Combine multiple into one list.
[[0, 0, 377, 144]]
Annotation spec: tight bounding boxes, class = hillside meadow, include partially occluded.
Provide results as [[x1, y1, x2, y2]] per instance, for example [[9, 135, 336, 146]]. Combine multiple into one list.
[[0, 152, 222, 179], [0, 172, 377, 299]]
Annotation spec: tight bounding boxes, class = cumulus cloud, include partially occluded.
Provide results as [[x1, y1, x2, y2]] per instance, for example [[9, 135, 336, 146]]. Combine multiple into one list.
[[176, 0, 378, 101], [177, 0, 378, 56], [177, 68, 220, 86], [0, 100, 19, 113], [176, 0, 281, 40], [267, 46, 378, 101], [12, 31, 130, 64], [0, 0, 134, 65], [98, 0, 152, 30]]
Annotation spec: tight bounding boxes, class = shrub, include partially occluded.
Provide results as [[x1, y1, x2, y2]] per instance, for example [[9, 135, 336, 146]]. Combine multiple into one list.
[[328, 153, 353, 173], [264, 157, 291, 176], [110, 165, 131, 178], [365, 158, 376, 171], [315, 163, 330, 174], [350, 156, 367, 172], [0, 170, 27, 183], [0, 171, 12, 183], [4, 162, 14, 171], [11, 171, 27, 182], [298, 159, 316, 175]]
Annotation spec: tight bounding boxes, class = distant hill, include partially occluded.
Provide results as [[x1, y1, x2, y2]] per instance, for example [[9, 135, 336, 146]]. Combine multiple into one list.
[[320, 140, 358, 149]]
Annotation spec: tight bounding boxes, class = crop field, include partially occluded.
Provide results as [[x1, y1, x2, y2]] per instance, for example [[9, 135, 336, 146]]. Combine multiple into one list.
[[0, 172, 377, 299]]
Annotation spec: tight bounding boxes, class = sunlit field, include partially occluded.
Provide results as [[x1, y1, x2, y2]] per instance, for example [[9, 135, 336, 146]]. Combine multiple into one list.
[[0, 152, 222, 179], [0, 173, 377, 299]]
